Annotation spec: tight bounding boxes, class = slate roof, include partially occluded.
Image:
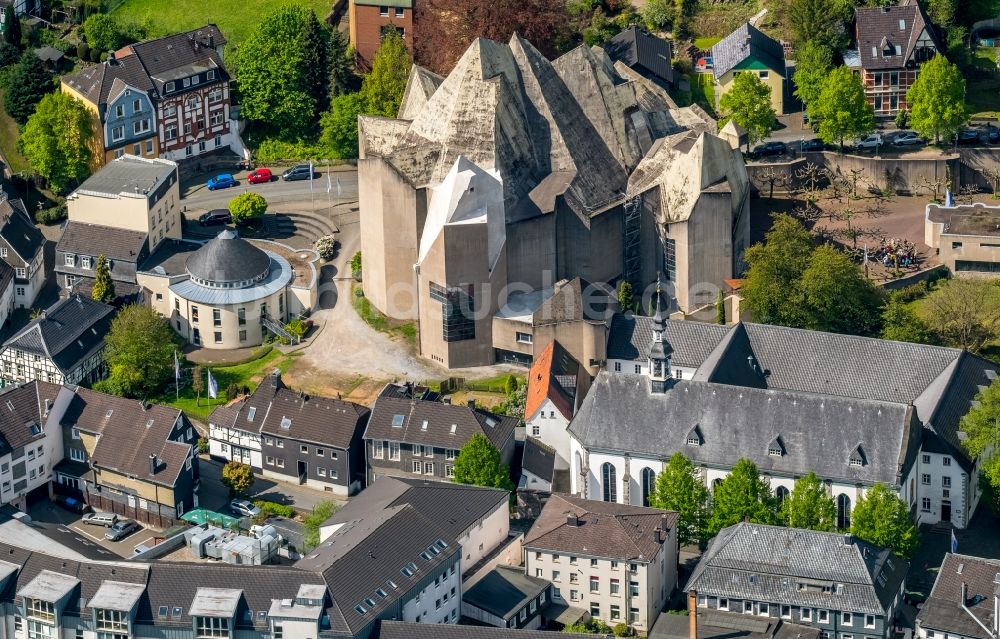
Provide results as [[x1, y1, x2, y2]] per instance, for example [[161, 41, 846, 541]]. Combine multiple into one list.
[[463, 565, 550, 620], [570, 372, 920, 486], [853, 2, 940, 70], [185, 229, 271, 284], [375, 620, 603, 639], [605, 27, 674, 84], [55, 222, 148, 283], [2, 296, 115, 375], [523, 493, 677, 562], [60, 386, 192, 487], [711, 22, 785, 79], [364, 383, 518, 452], [526, 340, 580, 420], [521, 437, 555, 483], [61, 55, 154, 108], [606, 313, 730, 366], [320, 475, 508, 543], [917, 553, 1000, 639], [0, 197, 44, 264], [687, 523, 908, 616], [533, 278, 612, 324], [0, 381, 61, 456]]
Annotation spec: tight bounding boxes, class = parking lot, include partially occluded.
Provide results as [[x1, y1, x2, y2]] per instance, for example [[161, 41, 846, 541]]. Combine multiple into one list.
[[27, 499, 153, 559]]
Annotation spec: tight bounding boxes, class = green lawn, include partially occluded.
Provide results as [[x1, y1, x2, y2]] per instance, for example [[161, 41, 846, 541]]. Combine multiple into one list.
[[0, 89, 29, 174], [967, 77, 1000, 119], [693, 37, 721, 51], [351, 285, 417, 346], [692, 73, 716, 116], [109, 0, 333, 46]]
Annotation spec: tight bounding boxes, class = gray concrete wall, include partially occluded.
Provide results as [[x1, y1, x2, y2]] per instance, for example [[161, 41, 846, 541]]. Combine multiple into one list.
[[506, 214, 557, 289]]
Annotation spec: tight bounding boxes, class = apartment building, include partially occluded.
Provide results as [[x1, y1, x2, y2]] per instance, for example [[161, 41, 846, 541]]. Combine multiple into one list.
[[0, 196, 46, 309], [916, 553, 1000, 639], [0, 381, 62, 509], [523, 494, 679, 633]]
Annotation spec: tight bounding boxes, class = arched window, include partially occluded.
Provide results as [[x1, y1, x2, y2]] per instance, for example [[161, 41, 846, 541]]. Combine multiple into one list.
[[641, 468, 656, 507], [602, 463, 617, 503], [837, 494, 852, 530], [775, 485, 789, 505]]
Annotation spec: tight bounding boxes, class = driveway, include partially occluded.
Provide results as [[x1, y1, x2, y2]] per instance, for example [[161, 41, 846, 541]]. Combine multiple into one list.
[[26, 499, 147, 559], [198, 457, 345, 515]]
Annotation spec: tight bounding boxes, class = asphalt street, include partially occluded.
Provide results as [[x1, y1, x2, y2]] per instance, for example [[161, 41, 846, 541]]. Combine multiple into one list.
[[180, 166, 360, 212]]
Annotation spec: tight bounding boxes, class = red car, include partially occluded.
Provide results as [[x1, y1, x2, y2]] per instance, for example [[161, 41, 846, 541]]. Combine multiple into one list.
[[247, 168, 273, 184]]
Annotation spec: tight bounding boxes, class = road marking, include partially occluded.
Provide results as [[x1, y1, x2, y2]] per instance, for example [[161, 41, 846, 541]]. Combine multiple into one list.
[[136, 535, 157, 548], [70, 525, 104, 542]]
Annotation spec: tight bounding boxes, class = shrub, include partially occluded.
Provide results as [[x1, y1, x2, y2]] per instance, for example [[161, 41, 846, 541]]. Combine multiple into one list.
[[76, 42, 90, 61], [895, 282, 929, 303], [613, 623, 632, 637], [225, 383, 240, 401], [285, 318, 308, 339], [314, 235, 337, 260], [253, 138, 328, 164], [197, 438, 209, 454], [228, 192, 268, 225], [253, 500, 296, 519], [35, 205, 66, 225], [350, 251, 362, 280]]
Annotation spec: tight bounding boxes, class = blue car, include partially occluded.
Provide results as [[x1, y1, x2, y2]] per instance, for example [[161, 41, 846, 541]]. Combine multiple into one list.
[[207, 174, 236, 191]]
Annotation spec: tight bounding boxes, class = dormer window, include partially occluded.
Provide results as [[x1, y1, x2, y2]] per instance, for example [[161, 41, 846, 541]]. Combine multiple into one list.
[[95, 608, 128, 634], [165, 81, 175, 93], [26, 598, 55, 623], [849, 445, 866, 467], [195, 617, 229, 638], [768, 436, 785, 457], [687, 426, 702, 447]]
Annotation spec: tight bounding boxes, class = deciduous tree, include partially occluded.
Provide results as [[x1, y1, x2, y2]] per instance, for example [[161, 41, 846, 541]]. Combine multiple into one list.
[[787, 0, 848, 48], [228, 192, 268, 225], [650, 452, 710, 546], [880, 292, 932, 343], [792, 40, 832, 111], [718, 72, 776, 153], [101, 304, 176, 398], [740, 213, 814, 327], [961, 378, 1000, 507], [18, 91, 93, 193], [91, 254, 115, 303], [799, 245, 884, 336], [360, 29, 409, 118], [907, 54, 967, 144], [850, 483, 919, 557], [222, 461, 254, 496], [453, 432, 513, 491], [813, 66, 875, 152], [82, 14, 122, 53], [319, 92, 366, 158], [641, 0, 672, 29], [4, 53, 53, 124], [708, 458, 777, 535], [781, 472, 836, 531], [192, 365, 205, 405], [923, 278, 1000, 352]]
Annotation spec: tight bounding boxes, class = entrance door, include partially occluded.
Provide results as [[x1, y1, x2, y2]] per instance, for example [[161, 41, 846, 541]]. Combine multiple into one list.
[[193, 329, 201, 346], [297, 460, 307, 484], [941, 500, 952, 522]]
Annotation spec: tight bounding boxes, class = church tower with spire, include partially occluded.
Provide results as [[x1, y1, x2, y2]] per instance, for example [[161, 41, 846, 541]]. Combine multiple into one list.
[[648, 278, 673, 393]]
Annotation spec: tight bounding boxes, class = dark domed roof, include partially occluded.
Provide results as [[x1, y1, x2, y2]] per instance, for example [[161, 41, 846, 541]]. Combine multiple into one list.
[[185, 229, 271, 286]]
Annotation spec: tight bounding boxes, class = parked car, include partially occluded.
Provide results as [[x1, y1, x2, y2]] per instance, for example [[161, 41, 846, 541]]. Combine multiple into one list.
[[230, 499, 261, 518], [198, 210, 232, 226], [752, 141, 788, 158], [281, 164, 316, 181], [892, 131, 925, 146], [105, 519, 141, 541], [988, 127, 1000, 144], [82, 512, 118, 527], [54, 495, 89, 514], [247, 168, 273, 184], [854, 134, 883, 150], [799, 138, 825, 152], [957, 129, 982, 145], [206, 174, 237, 190]]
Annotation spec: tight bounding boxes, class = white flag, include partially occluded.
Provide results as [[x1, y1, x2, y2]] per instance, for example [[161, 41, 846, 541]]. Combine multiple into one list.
[[309, 161, 314, 192], [207, 369, 218, 399], [336, 178, 342, 198], [326, 172, 332, 194]]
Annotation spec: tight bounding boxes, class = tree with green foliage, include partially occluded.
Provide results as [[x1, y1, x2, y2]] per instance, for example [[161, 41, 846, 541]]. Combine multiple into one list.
[[4, 53, 53, 124], [894, 109, 909, 130], [350, 251, 362, 280], [813, 66, 874, 151], [792, 40, 832, 111], [617, 280, 634, 313], [563, 619, 613, 635], [0, 42, 19, 66], [907, 54, 967, 144], [233, 4, 315, 133], [303, 500, 338, 550], [960, 378, 1000, 503], [924, 278, 1000, 353], [741, 213, 813, 327], [82, 14, 121, 53], [781, 472, 836, 531], [319, 92, 366, 158], [880, 292, 931, 343], [799, 244, 884, 336], [2, 9, 21, 49], [927, 0, 955, 31], [228, 192, 268, 225], [101, 304, 176, 398], [708, 459, 777, 535], [192, 365, 205, 405], [787, 0, 848, 49], [301, 11, 330, 112], [360, 29, 410, 117], [327, 27, 356, 98], [650, 452, 710, 546], [716, 289, 725, 324], [850, 483, 919, 557], [91, 255, 115, 303], [641, 0, 672, 29], [504, 374, 518, 396], [453, 432, 513, 491], [222, 460, 254, 496], [18, 91, 93, 193], [613, 623, 632, 637], [718, 72, 776, 153]]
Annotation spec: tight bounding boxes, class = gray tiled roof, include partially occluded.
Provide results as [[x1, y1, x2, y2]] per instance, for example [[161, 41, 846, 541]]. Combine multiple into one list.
[[605, 27, 674, 84], [650, 608, 821, 639], [375, 620, 602, 639], [570, 372, 920, 486], [0, 197, 44, 264], [524, 493, 677, 562], [0, 381, 61, 456], [463, 565, 550, 620], [2, 296, 115, 374], [521, 437, 555, 482], [853, 3, 940, 71], [606, 313, 730, 366], [711, 23, 785, 79], [687, 523, 907, 616], [56, 222, 148, 263], [61, 55, 154, 107], [917, 553, 1000, 639], [185, 229, 271, 284], [124, 25, 227, 95]]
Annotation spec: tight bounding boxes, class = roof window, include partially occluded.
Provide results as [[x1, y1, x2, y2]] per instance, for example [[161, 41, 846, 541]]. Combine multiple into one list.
[[354, 604, 366, 615], [392, 414, 404, 428], [247, 407, 256, 421], [401, 566, 414, 577], [420, 420, 427, 431], [449, 424, 457, 434], [281, 416, 291, 429]]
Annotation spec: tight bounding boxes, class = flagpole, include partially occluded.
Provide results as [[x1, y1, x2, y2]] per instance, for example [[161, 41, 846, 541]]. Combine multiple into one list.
[[326, 160, 332, 214]]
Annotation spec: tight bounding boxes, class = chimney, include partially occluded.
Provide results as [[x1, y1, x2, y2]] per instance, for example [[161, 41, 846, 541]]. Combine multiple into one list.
[[843, 533, 853, 546], [961, 582, 968, 606], [467, 399, 476, 409], [148, 454, 157, 475], [566, 514, 579, 527], [43, 399, 50, 416], [107, 50, 117, 65], [688, 589, 698, 639]]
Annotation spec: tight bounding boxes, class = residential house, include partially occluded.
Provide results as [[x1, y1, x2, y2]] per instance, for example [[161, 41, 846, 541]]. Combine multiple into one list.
[[605, 27, 674, 88], [0, 262, 16, 333], [65, 154, 180, 253], [924, 202, 1000, 275], [711, 23, 787, 115], [523, 493, 679, 633], [0, 196, 46, 309], [0, 381, 62, 509], [61, 25, 234, 163], [363, 382, 517, 484], [916, 553, 1000, 639], [349, 0, 412, 70], [0, 0, 38, 21], [519, 438, 555, 493], [686, 523, 907, 639], [54, 222, 149, 300], [318, 475, 510, 575], [524, 340, 589, 470], [208, 371, 369, 496], [54, 385, 199, 526], [461, 566, 554, 630], [844, 1, 942, 117], [573, 287, 999, 528], [0, 296, 115, 386]]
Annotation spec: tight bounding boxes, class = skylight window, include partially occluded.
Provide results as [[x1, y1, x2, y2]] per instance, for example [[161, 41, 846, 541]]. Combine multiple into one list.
[[106, 409, 114, 417], [354, 605, 366, 615], [364, 598, 376, 608], [257, 611, 267, 620], [171, 607, 182, 619], [420, 420, 428, 431], [387, 580, 398, 590], [449, 424, 457, 434], [146, 419, 154, 428], [428, 545, 440, 556], [375, 588, 387, 598], [280, 416, 291, 429], [401, 566, 414, 577], [420, 552, 431, 561], [247, 407, 256, 422], [407, 562, 418, 573], [485, 417, 498, 428], [435, 539, 448, 549], [392, 415, 404, 428], [157, 606, 168, 618]]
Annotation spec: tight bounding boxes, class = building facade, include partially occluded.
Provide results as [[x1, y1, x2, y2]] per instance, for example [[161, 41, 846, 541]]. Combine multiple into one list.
[[0, 197, 46, 309], [55, 222, 148, 299], [523, 340, 589, 471], [0, 382, 63, 509], [925, 202, 1000, 275], [349, 0, 413, 70], [523, 494, 678, 633]]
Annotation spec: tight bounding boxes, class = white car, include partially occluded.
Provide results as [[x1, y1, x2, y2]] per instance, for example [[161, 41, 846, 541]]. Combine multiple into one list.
[[230, 499, 261, 518], [855, 134, 883, 150]]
